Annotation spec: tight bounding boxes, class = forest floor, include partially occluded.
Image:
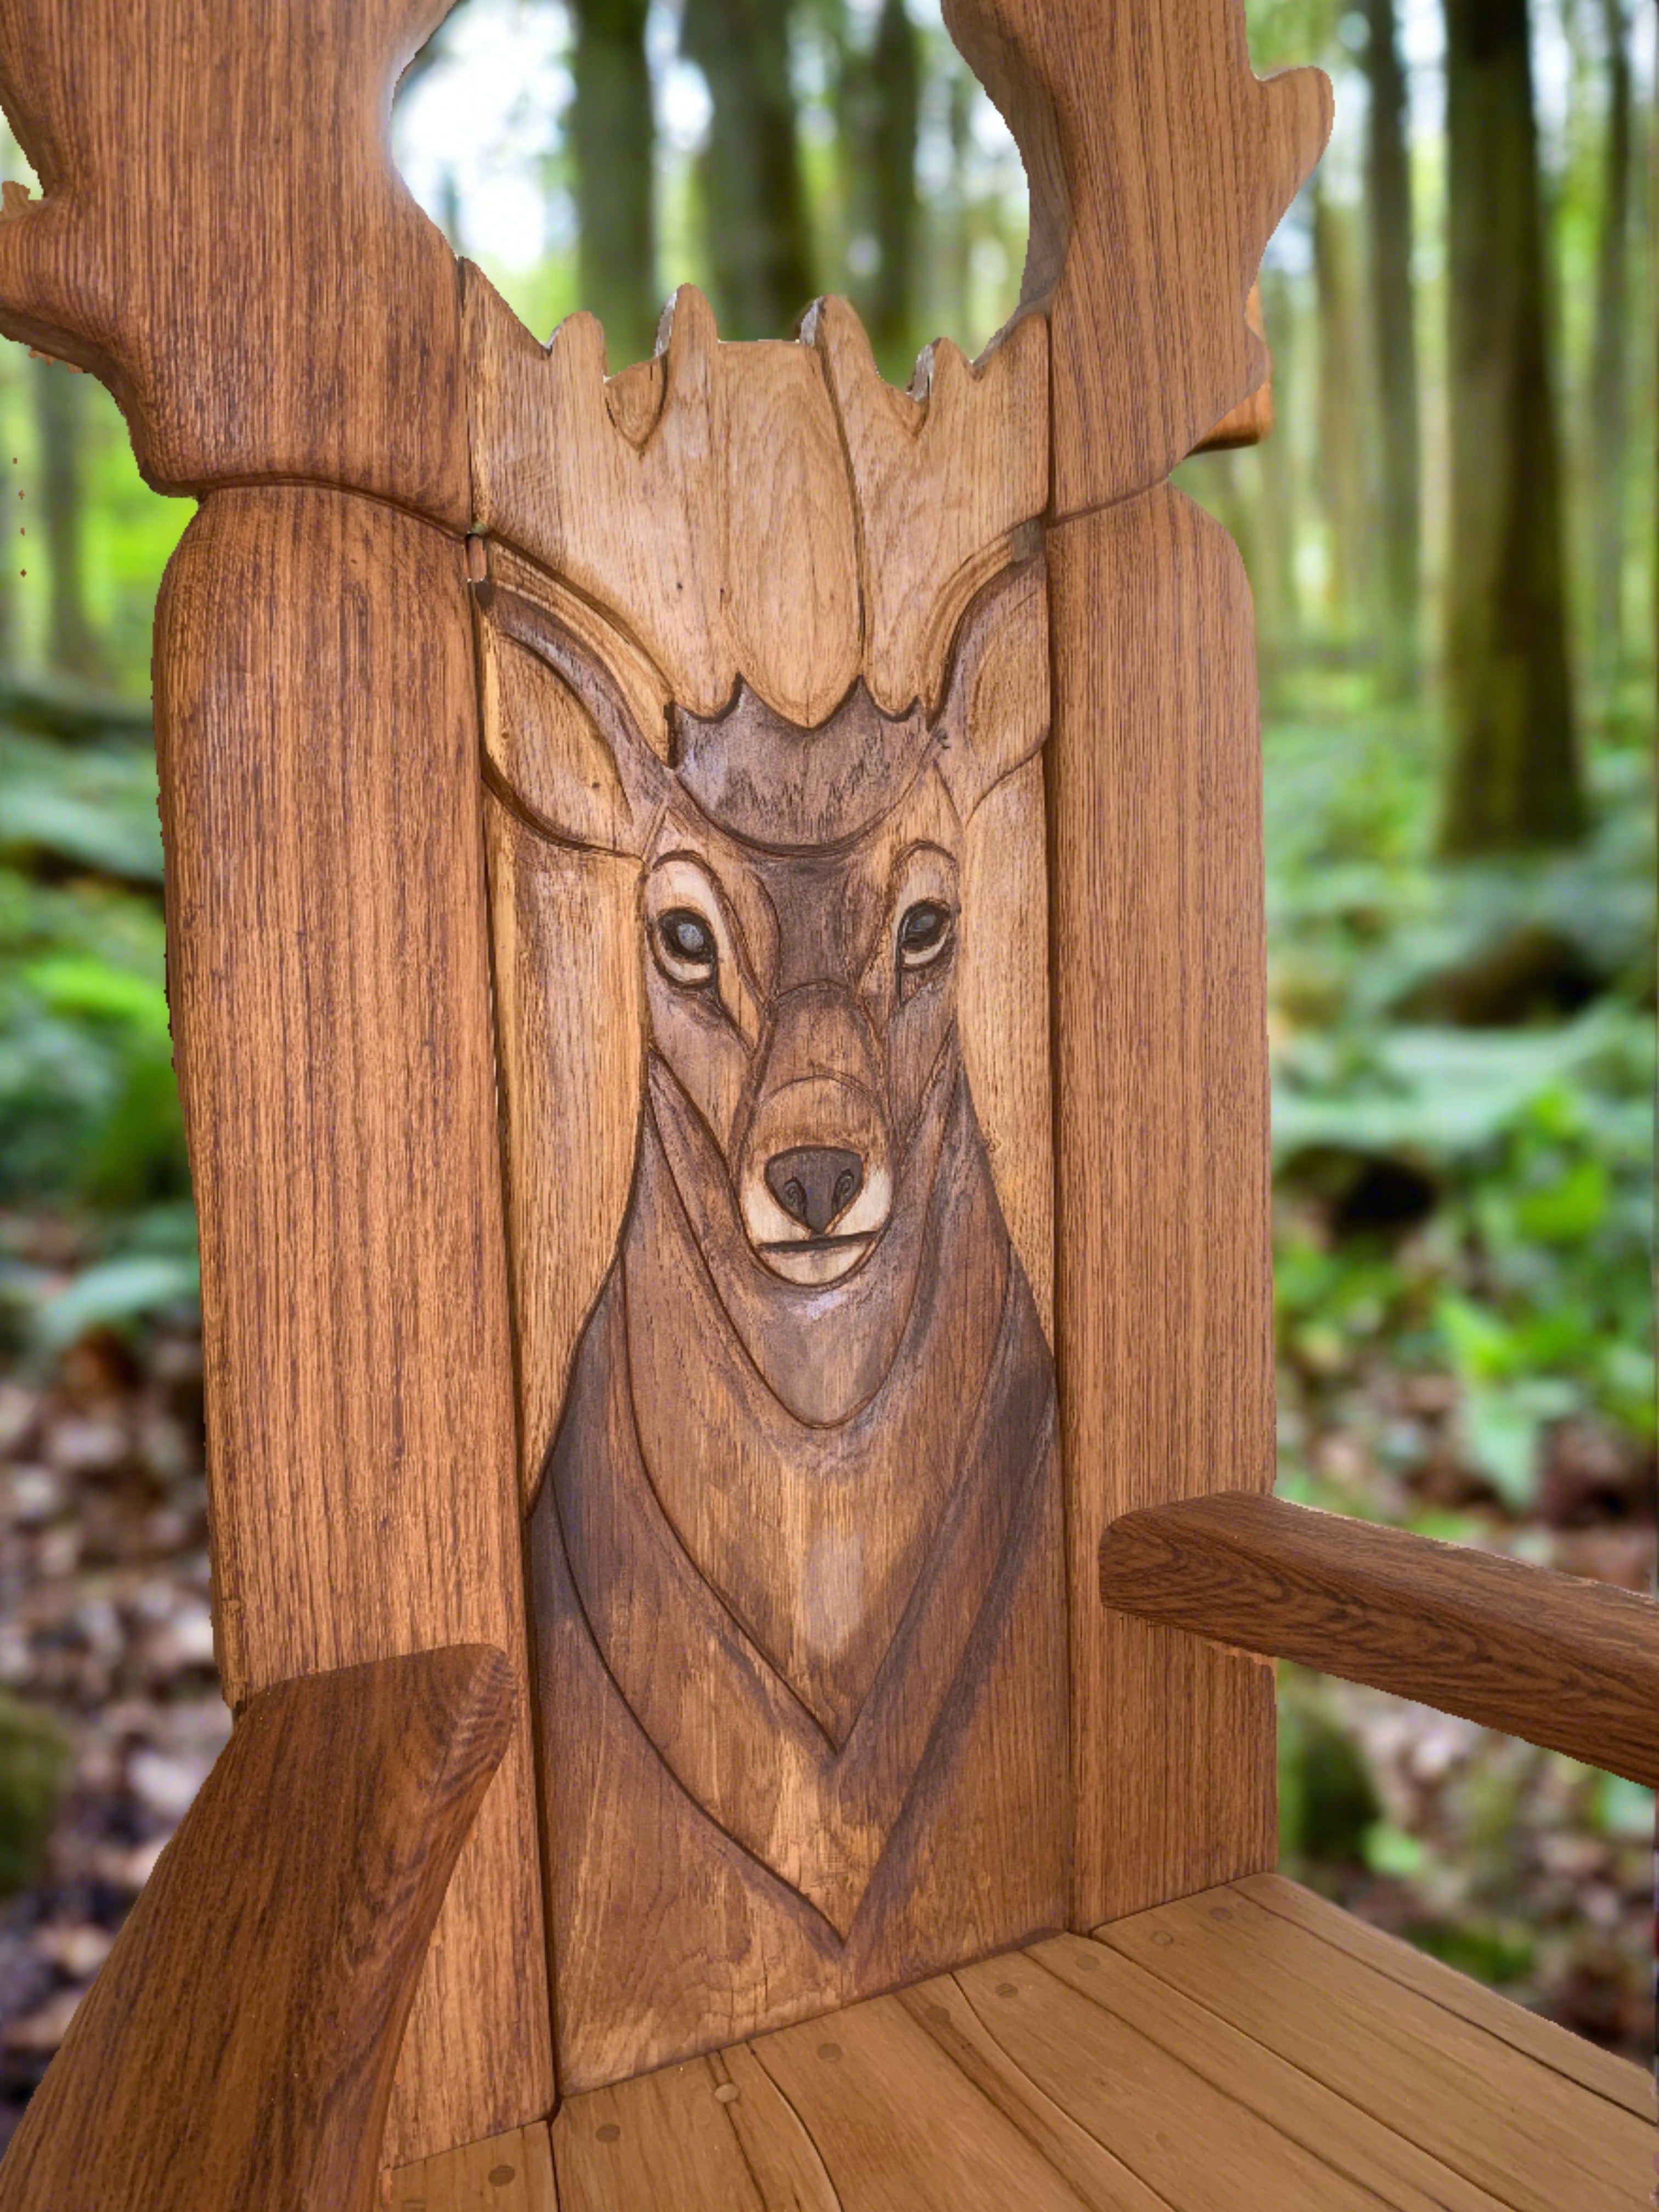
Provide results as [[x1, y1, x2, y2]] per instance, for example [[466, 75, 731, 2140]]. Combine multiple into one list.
[[0, 666, 1652, 2141]]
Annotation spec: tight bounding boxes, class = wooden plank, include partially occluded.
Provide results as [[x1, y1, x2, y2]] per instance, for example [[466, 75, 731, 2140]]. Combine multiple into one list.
[[553, 2052, 839, 2211], [941, 0, 1329, 514], [0, 1649, 514, 2212], [0, 0, 467, 520], [1191, 285, 1274, 452], [478, 300, 1069, 2089], [1237, 1875, 1651, 2121], [1099, 1491, 1659, 1788], [745, 1992, 1114, 2210], [386, 2124, 559, 2212], [155, 487, 551, 2162], [1033, 1932, 1510, 2212], [1096, 1884, 1651, 2212], [949, 1948, 1401, 2211], [1046, 486, 1277, 1926]]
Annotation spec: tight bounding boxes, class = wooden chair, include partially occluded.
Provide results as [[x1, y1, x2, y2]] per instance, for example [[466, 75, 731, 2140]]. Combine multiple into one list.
[[0, 3, 1650, 2205]]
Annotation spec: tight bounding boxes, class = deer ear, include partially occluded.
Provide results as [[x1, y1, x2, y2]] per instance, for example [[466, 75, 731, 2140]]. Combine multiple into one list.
[[932, 551, 1049, 825], [482, 579, 672, 857]]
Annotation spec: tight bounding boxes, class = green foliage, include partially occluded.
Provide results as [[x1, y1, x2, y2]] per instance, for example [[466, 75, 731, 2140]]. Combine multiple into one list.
[[1267, 674, 1655, 1508], [0, 1693, 67, 1895]]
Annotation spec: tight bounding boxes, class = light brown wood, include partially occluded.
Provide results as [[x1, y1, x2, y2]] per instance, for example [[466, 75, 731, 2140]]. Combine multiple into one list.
[[0, 1648, 515, 2212], [386, 2124, 560, 2212], [1100, 1491, 1659, 1787], [1191, 283, 1274, 451], [1034, 1933, 1510, 2212], [0, 0, 467, 520], [1046, 486, 1277, 1927], [155, 487, 551, 2162], [942, 0, 1328, 513], [1096, 1883, 1652, 2212], [545, 1880, 1639, 2210], [1236, 1872, 1651, 2120], [474, 293, 1068, 2089]]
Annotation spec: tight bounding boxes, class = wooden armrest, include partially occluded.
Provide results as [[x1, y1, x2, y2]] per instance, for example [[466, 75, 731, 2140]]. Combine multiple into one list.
[[1100, 1492, 1659, 1788], [0, 1644, 516, 2212]]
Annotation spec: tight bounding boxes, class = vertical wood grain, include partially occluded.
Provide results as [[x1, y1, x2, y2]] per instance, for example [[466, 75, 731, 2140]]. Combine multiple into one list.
[[154, 486, 551, 2162], [1046, 484, 1277, 1924]]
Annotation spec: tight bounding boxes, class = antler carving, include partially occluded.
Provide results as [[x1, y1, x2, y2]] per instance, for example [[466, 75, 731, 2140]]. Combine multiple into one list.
[[944, 0, 1330, 515], [0, 0, 468, 519]]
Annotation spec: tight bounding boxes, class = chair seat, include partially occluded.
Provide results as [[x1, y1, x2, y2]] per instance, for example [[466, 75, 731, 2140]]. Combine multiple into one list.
[[385, 1876, 1650, 2211]]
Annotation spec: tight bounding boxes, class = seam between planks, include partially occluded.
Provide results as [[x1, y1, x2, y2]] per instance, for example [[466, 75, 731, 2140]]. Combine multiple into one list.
[[1031, 1943, 1494, 2212], [911, 1977, 1176, 2212], [1085, 1921, 1642, 2210], [1231, 1880, 1652, 2125], [741, 2042, 850, 2211], [997, 1953, 1407, 2212]]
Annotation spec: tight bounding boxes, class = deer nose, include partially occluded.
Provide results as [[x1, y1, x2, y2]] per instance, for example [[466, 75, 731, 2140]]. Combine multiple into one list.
[[765, 1147, 865, 1236]]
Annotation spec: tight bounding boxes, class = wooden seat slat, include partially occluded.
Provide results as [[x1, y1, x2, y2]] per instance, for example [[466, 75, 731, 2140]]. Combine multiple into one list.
[[388, 1883, 1649, 2211]]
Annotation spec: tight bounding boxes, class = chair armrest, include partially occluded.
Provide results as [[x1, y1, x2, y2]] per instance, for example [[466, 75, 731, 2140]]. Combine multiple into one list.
[[0, 1643, 516, 2212], [1100, 1491, 1659, 1788]]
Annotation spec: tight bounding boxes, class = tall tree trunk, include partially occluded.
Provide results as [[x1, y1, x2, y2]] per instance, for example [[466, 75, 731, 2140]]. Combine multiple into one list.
[[1440, 0, 1583, 854], [1363, 0, 1421, 681], [569, 0, 658, 368], [1588, 0, 1632, 668], [840, 0, 921, 376], [680, 0, 814, 338], [1311, 180, 1369, 637], [31, 356, 101, 685]]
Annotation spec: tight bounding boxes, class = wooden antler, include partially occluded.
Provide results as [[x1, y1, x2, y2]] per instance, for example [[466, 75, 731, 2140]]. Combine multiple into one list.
[[0, 0, 467, 518], [944, 0, 1329, 515]]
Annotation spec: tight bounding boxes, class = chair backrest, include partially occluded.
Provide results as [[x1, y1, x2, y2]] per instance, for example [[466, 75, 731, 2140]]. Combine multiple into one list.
[[0, 0, 1327, 2166]]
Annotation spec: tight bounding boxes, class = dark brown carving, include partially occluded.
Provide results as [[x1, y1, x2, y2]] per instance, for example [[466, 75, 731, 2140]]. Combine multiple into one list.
[[488, 538, 1068, 2091]]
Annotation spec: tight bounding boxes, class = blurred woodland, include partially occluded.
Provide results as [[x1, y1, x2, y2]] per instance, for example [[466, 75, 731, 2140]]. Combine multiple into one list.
[[0, 0, 1652, 2134]]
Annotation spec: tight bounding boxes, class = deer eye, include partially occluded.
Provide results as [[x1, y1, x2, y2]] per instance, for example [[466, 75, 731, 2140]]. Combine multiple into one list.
[[655, 907, 718, 987], [896, 900, 953, 972]]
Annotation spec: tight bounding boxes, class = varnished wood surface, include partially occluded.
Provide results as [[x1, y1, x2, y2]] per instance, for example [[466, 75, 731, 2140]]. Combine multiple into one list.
[[459, 1876, 1645, 2212], [1046, 488, 1277, 1926], [1100, 1491, 1659, 1787], [0, 1649, 515, 2212], [385, 2123, 559, 2211], [942, 0, 1328, 513], [0, 0, 467, 517], [477, 298, 1069, 2088], [155, 487, 550, 2162]]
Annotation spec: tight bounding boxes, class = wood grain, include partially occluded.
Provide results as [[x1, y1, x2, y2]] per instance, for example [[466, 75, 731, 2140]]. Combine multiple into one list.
[[0, 1648, 514, 2212], [0, 0, 467, 518], [1191, 282, 1274, 451], [385, 2124, 560, 2212], [1100, 1490, 1659, 1787], [1045, 486, 1277, 1927], [1236, 1874, 1651, 2120], [465, 274, 1046, 722], [941, 0, 1328, 514], [1096, 1882, 1652, 2212], [550, 1881, 1629, 2210], [154, 487, 550, 2162], [1034, 1934, 1511, 2212], [503, 549, 1068, 2085]]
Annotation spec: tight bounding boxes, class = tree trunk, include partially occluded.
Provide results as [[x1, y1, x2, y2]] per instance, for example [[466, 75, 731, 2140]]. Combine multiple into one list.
[[840, 0, 921, 376], [1588, 0, 1632, 668], [1311, 179, 1369, 637], [1440, 0, 1583, 854], [680, 0, 814, 339], [569, 0, 658, 369], [1363, 0, 1421, 681], [31, 355, 101, 685]]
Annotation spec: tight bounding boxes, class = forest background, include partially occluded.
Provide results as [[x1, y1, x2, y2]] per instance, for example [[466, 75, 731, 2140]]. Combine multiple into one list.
[[0, 0, 1651, 2130]]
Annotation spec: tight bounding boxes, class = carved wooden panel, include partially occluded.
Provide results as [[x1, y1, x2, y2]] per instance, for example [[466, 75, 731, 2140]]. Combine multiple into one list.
[[471, 282, 1068, 2088]]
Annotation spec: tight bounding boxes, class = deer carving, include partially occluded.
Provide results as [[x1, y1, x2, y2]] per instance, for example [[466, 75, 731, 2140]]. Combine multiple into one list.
[[481, 290, 1068, 2083], [0, 0, 1331, 2155]]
